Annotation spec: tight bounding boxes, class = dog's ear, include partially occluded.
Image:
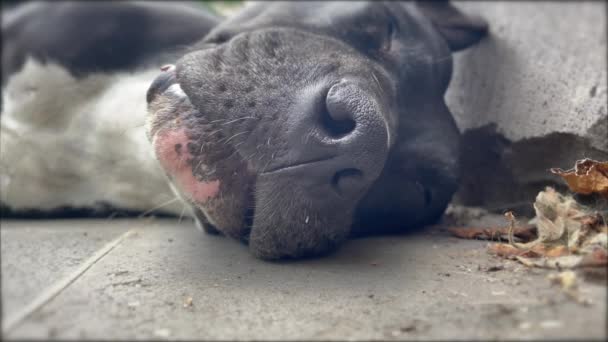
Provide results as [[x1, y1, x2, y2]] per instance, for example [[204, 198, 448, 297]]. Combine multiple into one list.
[[416, 0, 488, 51]]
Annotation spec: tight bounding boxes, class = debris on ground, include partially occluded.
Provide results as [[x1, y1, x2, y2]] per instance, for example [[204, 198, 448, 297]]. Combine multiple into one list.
[[550, 158, 608, 197], [448, 159, 608, 279], [451, 187, 607, 270], [447, 224, 536, 242], [183, 296, 193, 308], [479, 265, 505, 272], [581, 265, 608, 283], [547, 270, 593, 305], [548, 271, 577, 292], [486, 243, 569, 259], [539, 320, 563, 329], [490, 187, 607, 270], [444, 205, 491, 226], [127, 301, 141, 308], [153, 328, 171, 338]]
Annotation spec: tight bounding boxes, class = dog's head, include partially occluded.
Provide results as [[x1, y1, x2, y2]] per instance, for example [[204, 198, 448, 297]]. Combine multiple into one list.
[[146, 1, 487, 259]]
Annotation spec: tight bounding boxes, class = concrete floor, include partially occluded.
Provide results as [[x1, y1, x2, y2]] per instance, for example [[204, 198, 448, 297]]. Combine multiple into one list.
[[1, 215, 606, 340]]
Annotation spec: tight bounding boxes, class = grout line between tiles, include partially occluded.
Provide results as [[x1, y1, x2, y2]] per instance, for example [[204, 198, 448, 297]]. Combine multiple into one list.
[[2, 229, 136, 334]]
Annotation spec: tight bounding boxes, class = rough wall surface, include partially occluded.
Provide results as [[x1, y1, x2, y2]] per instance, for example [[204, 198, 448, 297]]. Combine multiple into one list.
[[446, 1, 607, 213]]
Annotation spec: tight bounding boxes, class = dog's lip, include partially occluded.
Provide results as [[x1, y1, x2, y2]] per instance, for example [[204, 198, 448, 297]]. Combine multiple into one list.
[[147, 64, 179, 103], [260, 156, 336, 175], [160, 64, 175, 72], [191, 186, 255, 243]]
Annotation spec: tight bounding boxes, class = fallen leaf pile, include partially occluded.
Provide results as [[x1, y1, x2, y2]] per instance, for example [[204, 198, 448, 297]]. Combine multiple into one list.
[[449, 159, 608, 271], [490, 187, 607, 269]]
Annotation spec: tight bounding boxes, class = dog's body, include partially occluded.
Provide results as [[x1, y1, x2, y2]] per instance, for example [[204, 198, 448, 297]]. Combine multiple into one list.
[[1, 1, 487, 258], [1, 1, 220, 216]]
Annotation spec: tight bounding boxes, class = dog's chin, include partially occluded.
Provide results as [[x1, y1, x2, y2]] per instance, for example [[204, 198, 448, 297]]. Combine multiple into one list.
[[185, 173, 353, 260], [244, 173, 354, 259], [248, 218, 351, 260]]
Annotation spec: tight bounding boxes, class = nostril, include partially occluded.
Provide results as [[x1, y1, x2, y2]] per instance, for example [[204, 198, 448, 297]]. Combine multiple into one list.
[[322, 84, 358, 138], [320, 107, 356, 138], [331, 168, 364, 195]]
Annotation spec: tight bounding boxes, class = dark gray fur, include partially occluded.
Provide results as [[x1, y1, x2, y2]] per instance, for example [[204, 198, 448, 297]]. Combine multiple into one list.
[[152, 1, 487, 258], [2, 1, 488, 259], [1, 1, 220, 84]]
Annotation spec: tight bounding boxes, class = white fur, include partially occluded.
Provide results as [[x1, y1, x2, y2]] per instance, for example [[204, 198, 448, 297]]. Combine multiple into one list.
[[0, 57, 186, 216], [166, 83, 187, 98]]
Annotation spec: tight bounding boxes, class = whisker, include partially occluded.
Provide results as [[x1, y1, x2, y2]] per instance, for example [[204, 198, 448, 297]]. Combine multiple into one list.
[[199, 130, 223, 153], [371, 71, 381, 90], [178, 205, 187, 223], [226, 147, 242, 160], [138, 197, 181, 218], [221, 116, 257, 125], [261, 157, 272, 173], [221, 131, 248, 144], [208, 118, 228, 124], [244, 151, 258, 164], [194, 158, 206, 173], [117, 122, 147, 136], [428, 54, 452, 65]]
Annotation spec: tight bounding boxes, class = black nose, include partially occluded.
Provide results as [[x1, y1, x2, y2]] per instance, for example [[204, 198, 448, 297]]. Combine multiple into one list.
[[277, 80, 389, 197]]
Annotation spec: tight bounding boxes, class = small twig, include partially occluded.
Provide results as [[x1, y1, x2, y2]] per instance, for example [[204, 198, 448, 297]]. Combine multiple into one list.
[[505, 211, 517, 247]]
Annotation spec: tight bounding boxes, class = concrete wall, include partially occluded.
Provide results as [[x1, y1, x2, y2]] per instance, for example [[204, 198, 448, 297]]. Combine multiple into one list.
[[446, 1, 607, 213]]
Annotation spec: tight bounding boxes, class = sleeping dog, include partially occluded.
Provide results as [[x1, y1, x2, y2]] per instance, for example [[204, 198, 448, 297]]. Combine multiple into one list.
[[1, 1, 487, 259]]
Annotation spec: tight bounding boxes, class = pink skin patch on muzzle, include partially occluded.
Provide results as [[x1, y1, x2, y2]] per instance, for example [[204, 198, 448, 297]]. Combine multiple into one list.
[[153, 129, 219, 204]]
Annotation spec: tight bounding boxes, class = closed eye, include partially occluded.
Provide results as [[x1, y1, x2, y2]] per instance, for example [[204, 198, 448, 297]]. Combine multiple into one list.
[[381, 18, 395, 52], [355, 15, 396, 55], [205, 31, 232, 45]]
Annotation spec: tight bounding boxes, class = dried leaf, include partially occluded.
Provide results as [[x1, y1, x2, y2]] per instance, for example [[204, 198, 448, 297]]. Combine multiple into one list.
[[578, 247, 608, 267], [515, 255, 583, 269], [448, 225, 537, 242], [551, 158, 608, 197], [543, 245, 571, 257], [512, 248, 607, 269], [487, 243, 522, 258], [570, 213, 606, 252], [488, 243, 570, 258]]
